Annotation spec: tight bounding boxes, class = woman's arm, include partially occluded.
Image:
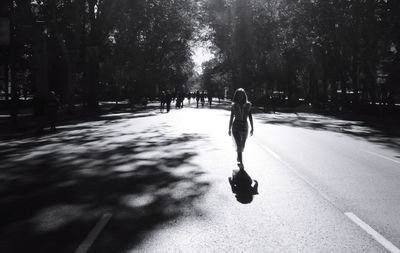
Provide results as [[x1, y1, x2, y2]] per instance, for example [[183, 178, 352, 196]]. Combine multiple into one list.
[[228, 107, 234, 136], [249, 111, 254, 136]]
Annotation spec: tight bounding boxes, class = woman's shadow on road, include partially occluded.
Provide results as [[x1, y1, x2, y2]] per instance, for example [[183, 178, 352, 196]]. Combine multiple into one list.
[[228, 167, 259, 204]]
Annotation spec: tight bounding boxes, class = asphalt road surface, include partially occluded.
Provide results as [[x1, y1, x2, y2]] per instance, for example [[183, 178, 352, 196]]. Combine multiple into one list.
[[0, 101, 399, 253]]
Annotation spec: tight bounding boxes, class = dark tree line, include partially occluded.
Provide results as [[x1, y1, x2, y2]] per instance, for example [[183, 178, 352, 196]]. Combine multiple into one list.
[[1, 0, 200, 112], [201, 0, 400, 111], [2, 0, 399, 116]]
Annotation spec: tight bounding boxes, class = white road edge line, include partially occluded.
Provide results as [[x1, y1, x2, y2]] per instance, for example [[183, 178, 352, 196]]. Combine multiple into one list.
[[261, 145, 281, 160], [345, 212, 400, 253], [260, 143, 400, 252], [260, 144, 332, 204], [362, 150, 400, 165], [75, 213, 113, 253]]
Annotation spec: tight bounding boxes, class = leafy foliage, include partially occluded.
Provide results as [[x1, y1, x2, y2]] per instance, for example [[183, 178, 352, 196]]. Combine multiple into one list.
[[201, 0, 400, 110], [8, 0, 200, 106]]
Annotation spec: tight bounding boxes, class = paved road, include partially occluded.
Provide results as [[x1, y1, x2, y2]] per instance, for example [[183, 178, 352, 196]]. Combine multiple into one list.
[[0, 102, 399, 252]]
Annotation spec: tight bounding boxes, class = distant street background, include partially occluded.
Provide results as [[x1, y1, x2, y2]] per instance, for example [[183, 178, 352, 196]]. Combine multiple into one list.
[[1, 0, 400, 124], [1, 100, 399, 252]]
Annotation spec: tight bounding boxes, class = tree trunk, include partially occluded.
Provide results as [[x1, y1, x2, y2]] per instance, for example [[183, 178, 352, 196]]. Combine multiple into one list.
[[84, 0, 100, 111], [33, 32, 49, 96], [85, 49, 99, 110], [351, 54, 360, 105], [4, 63, 9, 101], [66, 61, 77, 111], [55, 32, 78, 111]]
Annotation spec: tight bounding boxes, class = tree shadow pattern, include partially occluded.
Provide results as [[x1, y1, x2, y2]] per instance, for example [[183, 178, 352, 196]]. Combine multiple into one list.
[[0, 116, 209, 253], [191, 100, 400, 151], [255, 113, 400, 151], [0, 102, 162, 139]]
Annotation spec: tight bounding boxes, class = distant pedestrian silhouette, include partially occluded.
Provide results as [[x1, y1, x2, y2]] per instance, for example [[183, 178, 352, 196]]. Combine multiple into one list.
[[201, 91, 205, 107], [218, 91, 223, 103], [166, 91, 172, 112], [160, 91, 166, 112], [196, 90, 200, 108], [228, 88, 254, 168], [176, 92, 184, 108], [229, 167, 258, 204]]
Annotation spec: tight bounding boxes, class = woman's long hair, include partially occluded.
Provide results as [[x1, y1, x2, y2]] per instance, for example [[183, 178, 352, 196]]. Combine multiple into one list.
[[232, 88, 248, 105]]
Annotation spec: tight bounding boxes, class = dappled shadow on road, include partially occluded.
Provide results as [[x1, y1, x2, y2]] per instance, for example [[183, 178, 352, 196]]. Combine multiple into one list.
[[0, 119, 209, 253], [255, 113, 400, 150], [0, 103, 162, 140]]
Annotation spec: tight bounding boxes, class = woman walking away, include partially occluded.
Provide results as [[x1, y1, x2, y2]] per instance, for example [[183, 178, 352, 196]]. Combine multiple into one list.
[[228, 88, 254, 168]]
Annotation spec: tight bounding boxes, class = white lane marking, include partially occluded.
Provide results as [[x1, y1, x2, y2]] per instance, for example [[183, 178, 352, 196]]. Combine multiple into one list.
[[75, 213, 112, 253], [261, 144, 281, 160], [362, 150, 400, 165], [261, 144, 400, 252], [345, 212, 400, 253], [260, 144, 332, 203]]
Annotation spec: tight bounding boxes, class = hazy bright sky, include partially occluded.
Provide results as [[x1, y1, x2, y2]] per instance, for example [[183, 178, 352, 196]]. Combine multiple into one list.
[[192, 45, 214, 74]]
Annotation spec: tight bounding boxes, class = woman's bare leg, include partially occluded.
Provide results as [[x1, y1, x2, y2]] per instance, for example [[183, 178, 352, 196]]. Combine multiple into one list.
[[238, 152, 243, 163], [237, 152, 243, 169], [233, 131, 245, 168]]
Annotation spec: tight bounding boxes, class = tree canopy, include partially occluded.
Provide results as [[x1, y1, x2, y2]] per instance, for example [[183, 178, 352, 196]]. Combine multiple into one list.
[[4, 0, 201, 108], [2, 0, 399, 112], [201, 0, 400, 110]]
